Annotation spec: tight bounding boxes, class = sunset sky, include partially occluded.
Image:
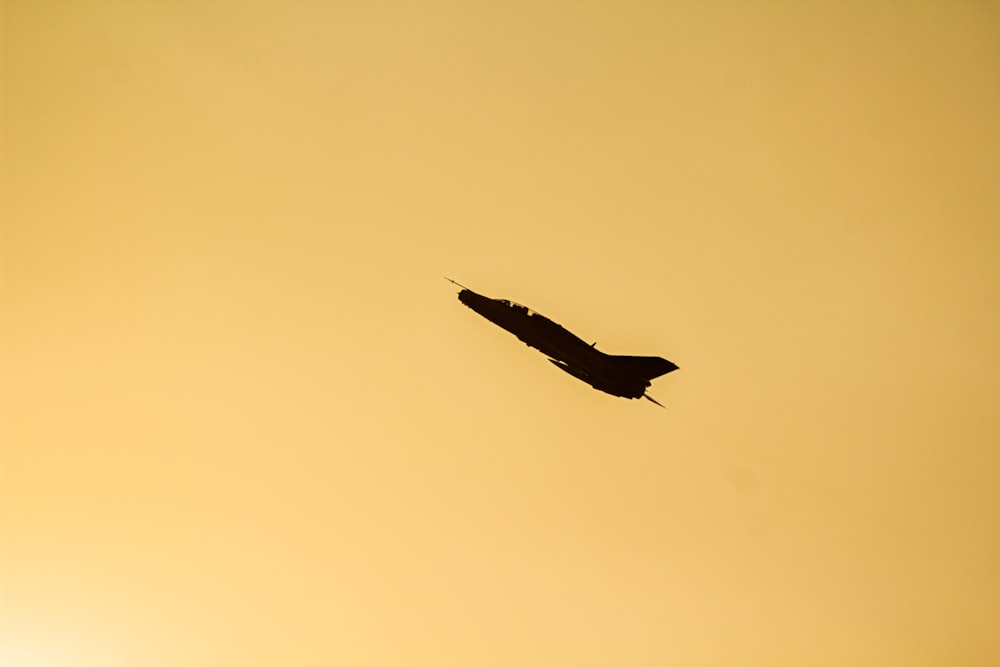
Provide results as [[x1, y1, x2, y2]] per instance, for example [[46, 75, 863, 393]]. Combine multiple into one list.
[[2, 1, 999, 665]]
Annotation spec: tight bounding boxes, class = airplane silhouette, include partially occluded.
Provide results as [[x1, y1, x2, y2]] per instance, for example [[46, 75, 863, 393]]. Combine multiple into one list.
[[447, 278, 678, 407]]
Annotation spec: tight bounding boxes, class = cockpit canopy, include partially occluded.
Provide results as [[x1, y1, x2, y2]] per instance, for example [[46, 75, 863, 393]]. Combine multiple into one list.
[[496, 299, 537, 316]]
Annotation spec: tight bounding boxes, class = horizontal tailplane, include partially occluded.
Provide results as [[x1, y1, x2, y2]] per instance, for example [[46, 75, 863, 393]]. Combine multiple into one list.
[[608, 355, 679, 380]]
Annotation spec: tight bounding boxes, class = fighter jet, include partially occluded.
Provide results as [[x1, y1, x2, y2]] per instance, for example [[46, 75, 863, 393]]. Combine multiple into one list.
[[446, 278, 678, 406]]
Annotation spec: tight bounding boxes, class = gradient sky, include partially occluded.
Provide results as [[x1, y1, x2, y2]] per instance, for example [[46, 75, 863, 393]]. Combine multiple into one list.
[[2, 2, 999, 666]]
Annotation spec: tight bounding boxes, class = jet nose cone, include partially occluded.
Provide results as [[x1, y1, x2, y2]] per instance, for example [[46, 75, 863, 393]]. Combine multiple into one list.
[[458, 288, 489, 306]]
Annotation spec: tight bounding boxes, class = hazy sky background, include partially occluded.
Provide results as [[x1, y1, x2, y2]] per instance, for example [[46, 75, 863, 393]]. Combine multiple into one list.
[[3, 1, 999, 665]]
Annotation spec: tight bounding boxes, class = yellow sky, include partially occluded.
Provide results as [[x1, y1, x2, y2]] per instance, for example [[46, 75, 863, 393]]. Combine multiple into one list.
[[2, 1, 999, 665]]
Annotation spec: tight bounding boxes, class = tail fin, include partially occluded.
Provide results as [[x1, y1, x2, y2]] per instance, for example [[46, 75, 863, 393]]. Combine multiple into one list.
[[608, 355, 679, 380]]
